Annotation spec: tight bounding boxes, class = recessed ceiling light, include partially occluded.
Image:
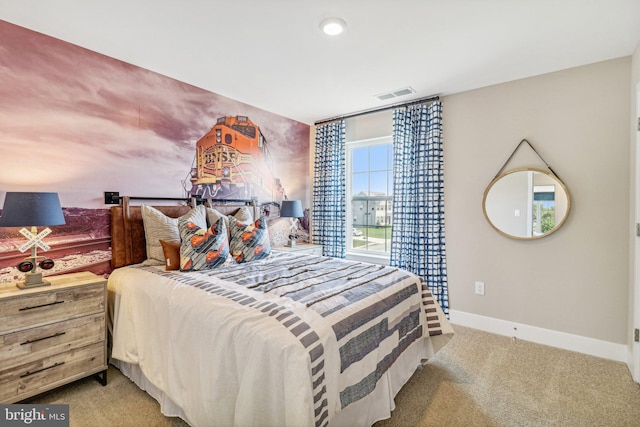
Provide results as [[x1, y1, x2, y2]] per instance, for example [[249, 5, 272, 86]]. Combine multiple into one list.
[[320, 18, 347, 36]]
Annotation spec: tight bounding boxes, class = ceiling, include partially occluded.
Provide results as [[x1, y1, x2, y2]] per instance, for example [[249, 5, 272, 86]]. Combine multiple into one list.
[[1, 0, 639, 125]]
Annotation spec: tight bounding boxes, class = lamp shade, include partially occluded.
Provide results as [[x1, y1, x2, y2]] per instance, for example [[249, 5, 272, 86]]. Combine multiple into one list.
[[280, 200, 303, 218], [0, 192, 66, 227]]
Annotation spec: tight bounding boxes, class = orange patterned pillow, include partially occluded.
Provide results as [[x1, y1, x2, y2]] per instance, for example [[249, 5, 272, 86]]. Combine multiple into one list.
[[229, 216, 271, 263], [178, 217, 233, 271]]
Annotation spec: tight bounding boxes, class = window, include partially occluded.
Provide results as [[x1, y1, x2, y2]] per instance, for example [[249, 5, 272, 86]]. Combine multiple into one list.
[[532, 185, 556, 235], [346, 136, 393, 256]]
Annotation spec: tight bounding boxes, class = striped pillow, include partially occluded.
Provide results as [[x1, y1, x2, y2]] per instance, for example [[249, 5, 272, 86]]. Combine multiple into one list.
[[229, 216, 271, 263], [141, 204, 207, 264], [178, 216, 233, 271]]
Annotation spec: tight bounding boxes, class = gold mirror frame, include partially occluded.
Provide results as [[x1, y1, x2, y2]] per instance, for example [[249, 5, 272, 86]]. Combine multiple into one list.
[[482, 168, 571, 240]]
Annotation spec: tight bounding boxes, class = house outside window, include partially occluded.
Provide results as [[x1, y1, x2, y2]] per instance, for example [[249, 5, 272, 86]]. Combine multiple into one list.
[[346, 136, 393, 257]]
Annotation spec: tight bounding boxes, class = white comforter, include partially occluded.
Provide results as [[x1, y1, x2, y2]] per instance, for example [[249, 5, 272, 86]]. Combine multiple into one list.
[[108, 253, 453, 427]]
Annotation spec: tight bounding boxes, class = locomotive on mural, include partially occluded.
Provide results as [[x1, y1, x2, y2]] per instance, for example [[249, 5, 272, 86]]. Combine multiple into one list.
[[188, 115, 285, 203]]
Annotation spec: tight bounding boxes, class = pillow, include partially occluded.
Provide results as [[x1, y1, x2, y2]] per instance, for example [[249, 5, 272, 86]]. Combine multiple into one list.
[[233, 205, 254, 223], [206, 205, 254, 231], [268, 217, 294, 247], [229, 216, 271, 263], [141, 204, 207, 263], [206, 207, 228, 230], [178, 216, 233, 271], [159, 239, 180, 271]]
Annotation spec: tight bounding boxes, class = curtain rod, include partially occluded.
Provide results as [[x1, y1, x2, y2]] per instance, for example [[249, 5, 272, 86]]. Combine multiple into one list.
[[314, 94, 439, 126]]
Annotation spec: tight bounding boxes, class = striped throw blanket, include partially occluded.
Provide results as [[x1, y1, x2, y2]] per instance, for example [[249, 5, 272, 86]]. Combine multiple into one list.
[[124, 251, 452, 427]]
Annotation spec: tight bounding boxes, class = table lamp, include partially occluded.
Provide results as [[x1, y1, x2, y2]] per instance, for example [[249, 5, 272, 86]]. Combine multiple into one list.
[[0, 192, 66, 289], [280, 200, 303, 247]]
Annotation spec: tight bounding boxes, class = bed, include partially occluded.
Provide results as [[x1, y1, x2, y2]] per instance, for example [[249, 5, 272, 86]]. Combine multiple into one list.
[[107, 197, 453, 427]]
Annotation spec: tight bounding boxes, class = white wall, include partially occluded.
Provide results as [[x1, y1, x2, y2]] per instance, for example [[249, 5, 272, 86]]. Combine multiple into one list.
[[444, 57, 631, 345], [629, 42, 640, 376], [344, 110, 393, 142]]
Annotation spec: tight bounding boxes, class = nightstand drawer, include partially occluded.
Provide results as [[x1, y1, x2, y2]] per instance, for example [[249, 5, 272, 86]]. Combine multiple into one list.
[[0, 341, 105, 403], [0, 283, 105, 335], [0, 313, 105, 371]]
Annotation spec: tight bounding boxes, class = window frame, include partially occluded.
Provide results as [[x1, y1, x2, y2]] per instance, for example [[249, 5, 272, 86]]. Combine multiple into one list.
[[345, 135, 393, 263]]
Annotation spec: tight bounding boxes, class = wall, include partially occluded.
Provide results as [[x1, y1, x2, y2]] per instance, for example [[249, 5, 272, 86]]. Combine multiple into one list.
[[629, 42, 640, 375], [0, 20, 310, 283], [344, 110, 393, 142], [444, 57, 631, 345]]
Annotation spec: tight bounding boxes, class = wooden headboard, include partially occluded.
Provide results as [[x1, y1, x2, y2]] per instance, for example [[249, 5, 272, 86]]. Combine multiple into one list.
[[110, 196, 258, 268]]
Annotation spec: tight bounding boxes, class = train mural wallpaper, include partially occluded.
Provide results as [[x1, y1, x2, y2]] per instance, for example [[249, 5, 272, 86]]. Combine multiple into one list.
[[0, 20, 310, 284], [189, 115, 285, 201]]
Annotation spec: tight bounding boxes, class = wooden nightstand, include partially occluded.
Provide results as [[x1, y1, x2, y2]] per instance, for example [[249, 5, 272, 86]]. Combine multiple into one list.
[[0, 271, 108, 403], [273, 243, 323, 256]]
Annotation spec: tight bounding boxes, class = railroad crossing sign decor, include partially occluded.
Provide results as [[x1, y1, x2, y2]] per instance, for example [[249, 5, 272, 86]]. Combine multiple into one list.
[[18, 227, 52, 253], [14, 226, 56, 289]]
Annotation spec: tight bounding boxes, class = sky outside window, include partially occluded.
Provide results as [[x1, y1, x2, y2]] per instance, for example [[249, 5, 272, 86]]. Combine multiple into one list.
[[351, 144, 392, 195]]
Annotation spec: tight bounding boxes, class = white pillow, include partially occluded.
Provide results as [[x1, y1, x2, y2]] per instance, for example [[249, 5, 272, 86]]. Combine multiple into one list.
[[141, 204, 207, 263], [207, 205, 254, 232], [232, 205, 254, 223], [206, 207, 228, 230], [268, 217, 293, 246]]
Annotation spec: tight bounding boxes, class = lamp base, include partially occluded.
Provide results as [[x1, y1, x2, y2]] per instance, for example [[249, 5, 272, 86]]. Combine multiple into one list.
[[287, 239, 297, 248], [17, 272, 51, 289]]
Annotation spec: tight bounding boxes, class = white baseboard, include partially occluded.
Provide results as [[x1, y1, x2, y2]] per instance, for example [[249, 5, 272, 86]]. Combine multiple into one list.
[[449, 309, 628, 363]]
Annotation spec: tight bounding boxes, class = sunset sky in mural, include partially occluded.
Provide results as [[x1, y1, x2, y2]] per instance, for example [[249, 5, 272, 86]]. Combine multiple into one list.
[[0, 20, 310, 208]]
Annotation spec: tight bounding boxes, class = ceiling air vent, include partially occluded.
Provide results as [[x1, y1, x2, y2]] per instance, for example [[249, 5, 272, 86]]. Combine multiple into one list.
[[375, 87, 415, 101]]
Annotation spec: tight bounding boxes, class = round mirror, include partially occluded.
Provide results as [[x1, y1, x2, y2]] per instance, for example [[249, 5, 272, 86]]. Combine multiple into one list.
[[482, 168, 571, 240]]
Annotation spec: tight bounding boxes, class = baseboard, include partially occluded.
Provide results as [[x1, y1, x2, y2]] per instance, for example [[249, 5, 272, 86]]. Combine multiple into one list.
[[449, 309, 628, 362]]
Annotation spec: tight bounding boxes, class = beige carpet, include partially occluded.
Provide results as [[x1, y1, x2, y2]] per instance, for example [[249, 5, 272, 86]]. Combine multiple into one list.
[[374, 326, 640, 427], [26, 326, 640, 426]]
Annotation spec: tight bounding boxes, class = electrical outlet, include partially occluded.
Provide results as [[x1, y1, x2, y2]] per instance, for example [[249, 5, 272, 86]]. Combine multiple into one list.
[[475, 281, 485, 296]]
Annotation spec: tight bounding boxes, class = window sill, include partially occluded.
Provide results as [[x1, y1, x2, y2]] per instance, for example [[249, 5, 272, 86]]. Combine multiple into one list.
[[346, 252, 390, 266]]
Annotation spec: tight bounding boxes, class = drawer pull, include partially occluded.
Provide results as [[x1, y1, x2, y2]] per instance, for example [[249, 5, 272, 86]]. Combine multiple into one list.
[[20, 362, 65, 378], [19, 300, 64, 311], [20, 332, 66, 346]]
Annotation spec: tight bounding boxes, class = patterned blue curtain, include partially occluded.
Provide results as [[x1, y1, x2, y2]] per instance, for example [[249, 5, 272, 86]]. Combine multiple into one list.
[[390, 101, 448, 315], [312, 120, 346, 258]]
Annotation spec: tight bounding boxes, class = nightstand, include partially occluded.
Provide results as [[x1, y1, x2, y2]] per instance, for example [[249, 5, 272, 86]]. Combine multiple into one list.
[[0, 271, 108, 403], [273, 243, 323, 256]]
